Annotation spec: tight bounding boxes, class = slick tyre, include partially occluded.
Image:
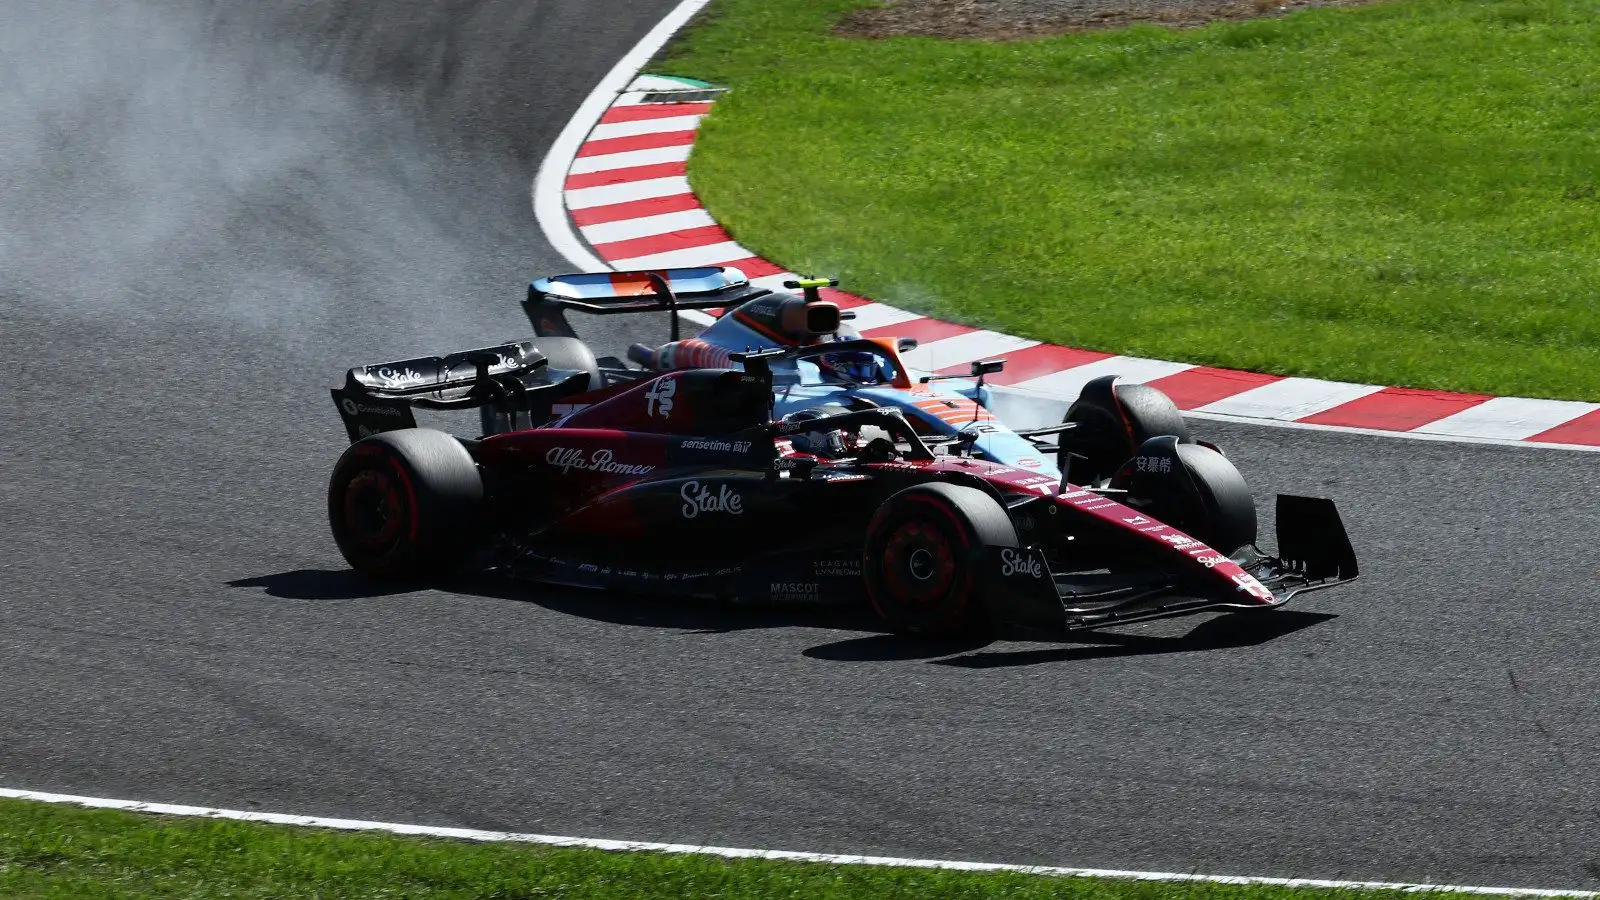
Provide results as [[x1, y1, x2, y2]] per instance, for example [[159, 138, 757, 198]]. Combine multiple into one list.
[[327, 428, 484, 579], [1062, 375, 1192, 483], [1110, 437, 1257, 555], [863, 483, 1018, 638]]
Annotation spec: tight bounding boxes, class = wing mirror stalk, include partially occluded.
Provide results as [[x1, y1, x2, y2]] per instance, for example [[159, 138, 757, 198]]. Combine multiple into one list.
[[918, 357, 1007, 385], [783, 276, 840, 305]]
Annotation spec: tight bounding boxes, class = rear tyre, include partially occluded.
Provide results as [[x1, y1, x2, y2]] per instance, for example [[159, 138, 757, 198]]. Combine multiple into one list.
[[1062, 375, 1192, 483], [535, 335, 601, 391], [327, 428, 484, 579], [863, 483, 1018, 638]]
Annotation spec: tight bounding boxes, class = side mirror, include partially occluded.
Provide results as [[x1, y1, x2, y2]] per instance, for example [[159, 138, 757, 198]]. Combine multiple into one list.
[[970, 358, 1006, 377], [916, 354, 1003, 385], [783, 276, 840, 305], [897, 337, 919, 353]]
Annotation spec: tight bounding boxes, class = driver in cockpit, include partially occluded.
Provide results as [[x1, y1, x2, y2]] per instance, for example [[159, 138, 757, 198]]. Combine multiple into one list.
[[775, 405, 901, 463], [628, 290, 880, 380], [777, 406, 858, 458], [811, 348, 891, 385]]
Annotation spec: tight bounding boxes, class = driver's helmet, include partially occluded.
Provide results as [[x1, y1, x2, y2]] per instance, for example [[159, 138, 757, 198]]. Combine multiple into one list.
[[777, 405, 856, 458], [814, 349, 882, 384]]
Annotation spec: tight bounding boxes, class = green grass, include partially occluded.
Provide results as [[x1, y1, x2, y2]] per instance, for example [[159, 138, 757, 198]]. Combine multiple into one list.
[[0, 796, 1536, 899], [659, 0, 1600, 400]]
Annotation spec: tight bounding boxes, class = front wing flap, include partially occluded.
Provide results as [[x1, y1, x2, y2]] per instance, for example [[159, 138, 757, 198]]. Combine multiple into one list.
[[986, 494, 1359, 636]]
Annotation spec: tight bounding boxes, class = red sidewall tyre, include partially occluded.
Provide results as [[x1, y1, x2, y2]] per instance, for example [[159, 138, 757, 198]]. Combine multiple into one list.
[[327, 429, 483, 579], [863, 483, 1017, 638]]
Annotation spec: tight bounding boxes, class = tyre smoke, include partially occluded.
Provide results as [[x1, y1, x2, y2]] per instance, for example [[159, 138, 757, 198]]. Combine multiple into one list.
[[0, 0, 539, 347]]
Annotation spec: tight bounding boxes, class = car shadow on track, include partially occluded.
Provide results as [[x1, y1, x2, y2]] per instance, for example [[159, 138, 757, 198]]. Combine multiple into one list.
[[921, 610, 1337, 669], [230, 567, 885, 634], [233, 569, 1335, 666], [227, 568, 426, 600]]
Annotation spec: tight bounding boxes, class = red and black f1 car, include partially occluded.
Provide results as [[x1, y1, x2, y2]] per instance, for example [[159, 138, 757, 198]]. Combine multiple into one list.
[[324, 309, 1358, 639]]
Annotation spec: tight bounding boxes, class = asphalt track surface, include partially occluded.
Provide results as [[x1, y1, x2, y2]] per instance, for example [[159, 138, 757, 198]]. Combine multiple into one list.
[[4, 0, 1600, 890]]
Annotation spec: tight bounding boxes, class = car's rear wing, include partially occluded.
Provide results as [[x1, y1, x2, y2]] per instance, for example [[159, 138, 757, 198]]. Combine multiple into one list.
[[330, 340, 589, 442], [524, 266, 769, 341]]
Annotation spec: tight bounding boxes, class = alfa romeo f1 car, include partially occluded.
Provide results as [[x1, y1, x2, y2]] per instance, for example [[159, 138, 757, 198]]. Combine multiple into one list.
[[325, 267, 1357, 638]]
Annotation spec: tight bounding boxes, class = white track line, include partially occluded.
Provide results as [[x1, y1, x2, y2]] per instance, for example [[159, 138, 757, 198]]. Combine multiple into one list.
[[2, 788, 1592, 897], [530, 0, 715, 270]]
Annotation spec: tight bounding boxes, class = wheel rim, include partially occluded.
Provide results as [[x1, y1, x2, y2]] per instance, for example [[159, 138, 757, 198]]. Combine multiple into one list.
[[881, 520, 956, 607], [342, 469, 406, 551]]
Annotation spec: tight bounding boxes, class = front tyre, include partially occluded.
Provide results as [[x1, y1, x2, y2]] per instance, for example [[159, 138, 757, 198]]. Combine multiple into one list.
[[327, 428, 484, 579], [863, 483, 1018, 638], [1110, 436, 1257, 555], [1062, 375, 1192, 483]]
